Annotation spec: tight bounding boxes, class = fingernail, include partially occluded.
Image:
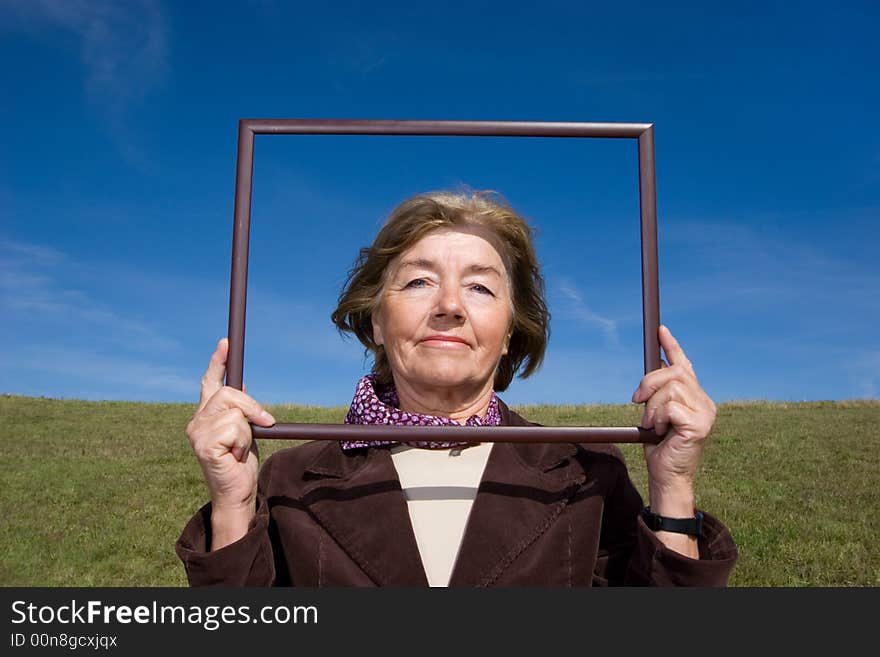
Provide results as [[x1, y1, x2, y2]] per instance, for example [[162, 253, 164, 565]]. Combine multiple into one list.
[[631, 389, 640, 403], [260, 410, 276, 424]]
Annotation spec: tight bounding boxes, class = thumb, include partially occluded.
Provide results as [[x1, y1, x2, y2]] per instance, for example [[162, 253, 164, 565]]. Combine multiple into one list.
[[199, 338, 228, 411]]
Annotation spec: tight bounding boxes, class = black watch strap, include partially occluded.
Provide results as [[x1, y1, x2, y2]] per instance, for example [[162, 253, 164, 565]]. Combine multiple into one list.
[[642, 507, 704, 536]]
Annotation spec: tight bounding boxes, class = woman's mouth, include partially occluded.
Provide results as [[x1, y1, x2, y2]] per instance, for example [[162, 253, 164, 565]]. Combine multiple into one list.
[[421, 335, 469, 347]]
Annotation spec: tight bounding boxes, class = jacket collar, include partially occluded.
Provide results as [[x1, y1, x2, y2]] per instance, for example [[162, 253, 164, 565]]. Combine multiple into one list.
[[299, 399, 583, 586], [301, 399, 576, 477]]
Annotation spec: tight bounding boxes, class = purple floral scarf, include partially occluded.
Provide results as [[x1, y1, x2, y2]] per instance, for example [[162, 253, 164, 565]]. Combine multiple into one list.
[[341, 374, 501, 451]]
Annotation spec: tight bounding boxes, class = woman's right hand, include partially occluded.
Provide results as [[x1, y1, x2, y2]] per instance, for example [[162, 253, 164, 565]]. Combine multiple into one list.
[[185, 338, 276, 549]]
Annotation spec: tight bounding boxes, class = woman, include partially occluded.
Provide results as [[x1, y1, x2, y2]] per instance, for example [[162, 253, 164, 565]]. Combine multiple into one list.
[[177, 190, 737, 586]]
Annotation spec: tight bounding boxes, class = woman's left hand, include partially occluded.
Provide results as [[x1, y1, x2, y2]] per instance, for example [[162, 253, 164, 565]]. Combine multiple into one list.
[[631, 325, 717, 517]]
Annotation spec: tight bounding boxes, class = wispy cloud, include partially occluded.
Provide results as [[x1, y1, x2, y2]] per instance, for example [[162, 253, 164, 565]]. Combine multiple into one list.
[[654, 214, 879, 401], [5, 345, 194, 399], [1, 239, 181, 353], [554, 278, 621, 347], [845, 350, 880, 399], [660, 215, 880, 315], [245, 288, 367, 365], [504, 344, 641, 405], [4, 0, 168, 168], [0, 240, 67, 266]]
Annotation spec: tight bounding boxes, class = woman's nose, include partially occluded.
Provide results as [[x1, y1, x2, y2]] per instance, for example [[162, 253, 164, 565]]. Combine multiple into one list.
[[434, 285, 464, 318]]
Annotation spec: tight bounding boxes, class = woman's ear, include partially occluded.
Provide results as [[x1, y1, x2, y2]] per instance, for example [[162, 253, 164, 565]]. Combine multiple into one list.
[[371, 312, 384, 347], [502, 331, 512, 355]]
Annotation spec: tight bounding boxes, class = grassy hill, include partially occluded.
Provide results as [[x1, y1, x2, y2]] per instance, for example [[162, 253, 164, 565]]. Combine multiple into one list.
[[1, 395, 877, 586]]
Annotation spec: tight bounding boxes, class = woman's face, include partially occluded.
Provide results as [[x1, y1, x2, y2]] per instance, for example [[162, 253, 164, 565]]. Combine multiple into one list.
[[372, 226, 514, 394]]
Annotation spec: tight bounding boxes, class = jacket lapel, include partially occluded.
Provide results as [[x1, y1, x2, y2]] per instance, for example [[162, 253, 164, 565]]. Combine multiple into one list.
[[297, 400, 582, 587], [447, 402, 584, 586], [299, 443, 429, 586]]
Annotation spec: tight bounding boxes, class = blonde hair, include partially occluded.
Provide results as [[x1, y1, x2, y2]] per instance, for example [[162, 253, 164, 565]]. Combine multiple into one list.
[[331, 189, 550, 391]]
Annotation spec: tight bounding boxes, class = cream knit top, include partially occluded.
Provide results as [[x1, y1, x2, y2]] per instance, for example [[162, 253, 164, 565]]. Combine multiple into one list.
[[389, 442, 494, 587]]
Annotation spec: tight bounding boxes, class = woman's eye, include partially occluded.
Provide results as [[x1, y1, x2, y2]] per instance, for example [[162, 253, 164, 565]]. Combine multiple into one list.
[[472, 284, 494, 296], [405, 278, 427, 288]]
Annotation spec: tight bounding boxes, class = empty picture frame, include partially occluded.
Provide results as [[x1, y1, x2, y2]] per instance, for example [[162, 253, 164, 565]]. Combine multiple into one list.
[[226, 119, 662, 444]]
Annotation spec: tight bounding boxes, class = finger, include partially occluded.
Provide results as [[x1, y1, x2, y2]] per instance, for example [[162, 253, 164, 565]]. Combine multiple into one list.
[[632, 364, 695, 403], [641, 380, 698, 428], [212, 407, 250, 430], [652, 399, 702, 438], [199, 338, 229, 411], [188, 406, 244, 448], [659, 325, 694, 374], [224, 421, 260, 463], [202, 420, 254, 463], [202, 408, 260, 462], [201, 386, 276, 426]]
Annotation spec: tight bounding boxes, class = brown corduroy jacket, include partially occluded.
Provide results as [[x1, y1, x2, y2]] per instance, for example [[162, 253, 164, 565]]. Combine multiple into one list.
[[176, 401, 738, 586]]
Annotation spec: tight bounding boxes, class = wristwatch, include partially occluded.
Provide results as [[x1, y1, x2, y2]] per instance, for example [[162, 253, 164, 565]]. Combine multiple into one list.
[[642, 507, 704, 536]]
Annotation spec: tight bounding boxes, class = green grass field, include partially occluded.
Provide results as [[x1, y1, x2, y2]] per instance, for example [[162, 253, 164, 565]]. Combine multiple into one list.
[[1, 395, 877, 586]]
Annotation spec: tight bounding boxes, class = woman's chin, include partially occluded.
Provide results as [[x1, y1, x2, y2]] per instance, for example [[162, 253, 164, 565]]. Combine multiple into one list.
[[407, 364, 482, 390]]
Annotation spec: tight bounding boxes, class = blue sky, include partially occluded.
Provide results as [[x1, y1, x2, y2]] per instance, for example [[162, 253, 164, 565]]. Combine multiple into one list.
[[1, 0, 878, 406]]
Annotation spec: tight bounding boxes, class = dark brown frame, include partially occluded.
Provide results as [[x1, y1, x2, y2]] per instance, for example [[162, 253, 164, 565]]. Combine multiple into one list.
[[226, 119, 662, 444]]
